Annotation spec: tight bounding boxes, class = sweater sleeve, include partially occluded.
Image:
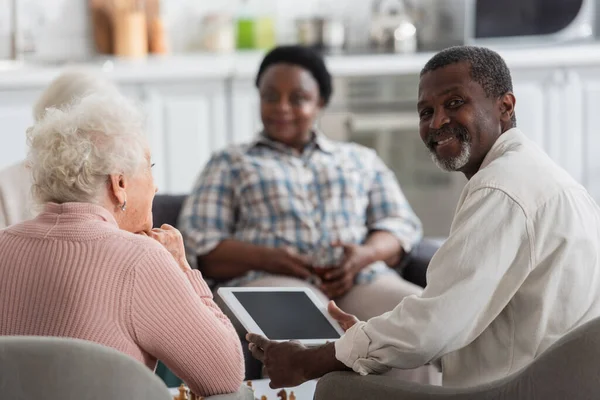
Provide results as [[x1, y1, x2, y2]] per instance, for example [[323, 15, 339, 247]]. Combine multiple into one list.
[[335, 187, 533, 374], [129, 248, 244, 396]]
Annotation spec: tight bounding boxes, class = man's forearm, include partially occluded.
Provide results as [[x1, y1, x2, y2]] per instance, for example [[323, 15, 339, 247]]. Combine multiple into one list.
[[299, 342, 350, 381], [364, 230, 404, 267], [199, 240, 271, 280]]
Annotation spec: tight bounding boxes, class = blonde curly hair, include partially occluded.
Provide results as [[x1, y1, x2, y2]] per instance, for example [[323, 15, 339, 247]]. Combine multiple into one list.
[[26, 93, 148, 205]]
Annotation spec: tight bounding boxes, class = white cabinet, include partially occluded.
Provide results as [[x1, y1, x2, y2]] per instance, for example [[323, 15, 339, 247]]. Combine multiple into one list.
[[575, 67, 600, 202], [142, 81, 228, 194], [229, 79, 261, 145], [511, 68, 584, 183], [0, 88, 42, 170]]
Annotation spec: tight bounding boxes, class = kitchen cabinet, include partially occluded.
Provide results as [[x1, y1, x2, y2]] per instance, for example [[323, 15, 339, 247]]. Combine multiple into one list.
[[141, 81, 228, 194], [0, 80, 229, 196], [0, 88, 42, 170], [228, 79, 262, 145], [0, 85, 142, 171], [0, 56, 599, 198], [511, 68, 584, 183], [575, 67, 600, 201]]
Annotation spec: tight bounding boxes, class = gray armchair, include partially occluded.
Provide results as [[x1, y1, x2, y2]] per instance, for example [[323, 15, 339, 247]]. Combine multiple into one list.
[[0, 335, 253, 400], [0, 336, 173, 400], [315, 316, 600, 400]]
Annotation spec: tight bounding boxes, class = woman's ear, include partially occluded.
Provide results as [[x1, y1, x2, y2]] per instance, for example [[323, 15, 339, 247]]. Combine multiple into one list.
[[107, 174, 127, 207]]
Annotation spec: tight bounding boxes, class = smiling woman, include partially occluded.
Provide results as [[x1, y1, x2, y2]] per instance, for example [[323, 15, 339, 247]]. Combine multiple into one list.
[[179, 45, 439, 385]]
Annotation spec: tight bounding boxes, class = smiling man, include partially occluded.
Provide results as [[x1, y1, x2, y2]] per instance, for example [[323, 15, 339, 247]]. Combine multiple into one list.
[[247, 46, 600, 389]]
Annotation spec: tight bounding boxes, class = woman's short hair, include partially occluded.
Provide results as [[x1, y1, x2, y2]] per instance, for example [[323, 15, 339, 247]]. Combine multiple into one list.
[[33, 69, 120, 122], [255, 45, 333, 106], [26, 93, 148, 205]]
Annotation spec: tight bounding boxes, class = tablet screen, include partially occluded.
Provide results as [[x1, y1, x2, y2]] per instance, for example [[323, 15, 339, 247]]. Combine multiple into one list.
[[232, 291, 341, 340]]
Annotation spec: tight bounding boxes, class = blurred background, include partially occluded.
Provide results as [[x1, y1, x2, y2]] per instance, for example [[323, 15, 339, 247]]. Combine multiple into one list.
[[1, 0, 599, 237]]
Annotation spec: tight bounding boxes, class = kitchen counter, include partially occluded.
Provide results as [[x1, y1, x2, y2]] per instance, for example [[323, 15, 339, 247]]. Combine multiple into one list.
[[0, 42, 600, 89]]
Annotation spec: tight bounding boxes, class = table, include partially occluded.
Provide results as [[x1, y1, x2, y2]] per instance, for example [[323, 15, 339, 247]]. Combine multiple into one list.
[[169, 379, 317, 400], [245, 379, 317, 400]]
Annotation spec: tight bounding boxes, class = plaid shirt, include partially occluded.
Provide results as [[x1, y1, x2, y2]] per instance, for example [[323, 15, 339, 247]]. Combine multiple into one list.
[[179, 133, 422, 287]]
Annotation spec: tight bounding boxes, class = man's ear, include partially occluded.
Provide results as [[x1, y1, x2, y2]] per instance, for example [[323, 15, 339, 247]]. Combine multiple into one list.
[[107, 174, 127, 206], [499, 92, 516, 125]]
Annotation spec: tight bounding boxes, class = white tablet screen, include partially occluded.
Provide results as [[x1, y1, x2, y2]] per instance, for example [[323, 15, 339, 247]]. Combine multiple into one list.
[[232, 291, 341, 340]]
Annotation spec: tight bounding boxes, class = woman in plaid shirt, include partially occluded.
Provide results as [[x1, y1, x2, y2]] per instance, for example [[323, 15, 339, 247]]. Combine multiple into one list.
[[179, 46, 437, 383]]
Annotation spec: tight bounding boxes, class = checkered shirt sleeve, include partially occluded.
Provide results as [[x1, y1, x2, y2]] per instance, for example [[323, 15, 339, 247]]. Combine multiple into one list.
[[178, 151, 236, 267]]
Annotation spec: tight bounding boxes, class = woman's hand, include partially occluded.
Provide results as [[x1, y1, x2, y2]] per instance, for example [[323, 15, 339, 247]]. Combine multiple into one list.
[[141, 224, 190, 272], [263, 247, 313, 279]]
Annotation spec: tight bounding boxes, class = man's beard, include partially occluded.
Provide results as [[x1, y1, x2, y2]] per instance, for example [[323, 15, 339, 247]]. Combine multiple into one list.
[[426, 125, 471, 172]]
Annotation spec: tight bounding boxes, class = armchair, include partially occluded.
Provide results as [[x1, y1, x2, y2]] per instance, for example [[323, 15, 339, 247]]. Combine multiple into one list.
[[314, 316, 600, 400]]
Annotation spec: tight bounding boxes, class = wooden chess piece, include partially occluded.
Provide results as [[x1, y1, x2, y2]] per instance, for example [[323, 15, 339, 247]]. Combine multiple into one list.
[[246, 381, 253, 389], [289, 391, 296, 400], [276, 389, 287, 400], [261, 396, 268, 400], [174, 384, 189, 400]]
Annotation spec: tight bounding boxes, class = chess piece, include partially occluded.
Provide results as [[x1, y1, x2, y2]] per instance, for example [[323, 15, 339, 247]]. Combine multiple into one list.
[[174, 384, 189, 400], [261, 396, 268, 400], [289, 391, 296, 400], [277, 389, 287, 400], [246, 381, 253, 389]]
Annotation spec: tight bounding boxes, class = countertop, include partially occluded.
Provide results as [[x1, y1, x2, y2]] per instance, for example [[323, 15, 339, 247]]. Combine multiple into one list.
[[1, 42, 600, 89]]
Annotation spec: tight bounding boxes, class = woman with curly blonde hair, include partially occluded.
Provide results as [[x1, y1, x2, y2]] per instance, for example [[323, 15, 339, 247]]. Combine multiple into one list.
[[0, 93, 245, 397], [0, 68, 119, 228]]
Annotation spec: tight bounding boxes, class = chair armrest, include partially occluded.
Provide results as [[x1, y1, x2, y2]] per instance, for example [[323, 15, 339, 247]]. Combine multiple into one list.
[[315, 371, 450, 400], [396, 237, 445, 288]]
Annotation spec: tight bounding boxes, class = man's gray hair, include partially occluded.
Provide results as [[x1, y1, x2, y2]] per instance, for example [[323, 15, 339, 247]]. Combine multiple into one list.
[[26, 93, 148, 205]]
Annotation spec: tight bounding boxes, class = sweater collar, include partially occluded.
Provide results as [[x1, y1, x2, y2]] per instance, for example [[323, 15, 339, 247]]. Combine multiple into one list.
[[42, 202, 119, 228]]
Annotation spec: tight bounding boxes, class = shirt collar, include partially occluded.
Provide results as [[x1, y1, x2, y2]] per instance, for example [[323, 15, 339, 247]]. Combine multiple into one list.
[[479, 128, 526, 171], [253, 130, 336, 154]]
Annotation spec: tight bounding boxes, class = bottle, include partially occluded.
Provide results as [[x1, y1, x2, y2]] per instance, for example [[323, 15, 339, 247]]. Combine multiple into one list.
[[254, 0, 276, 50], [236, 0, 256, 49], [147, 0, 168, 54], [113, 0, 148, 58], [236, 0, 276, 50]]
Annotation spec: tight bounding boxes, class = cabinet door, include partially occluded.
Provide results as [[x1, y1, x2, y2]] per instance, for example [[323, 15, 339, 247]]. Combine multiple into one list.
[[0, 89, 41, 170], [575, 67, 600, 201], [142, 81, 228, 194], [229, 79, 261, 145], [511, 68, 584, 183]]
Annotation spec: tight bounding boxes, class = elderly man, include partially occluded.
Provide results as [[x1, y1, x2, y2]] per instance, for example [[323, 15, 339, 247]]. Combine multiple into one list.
[[247, 46, 600, 388]]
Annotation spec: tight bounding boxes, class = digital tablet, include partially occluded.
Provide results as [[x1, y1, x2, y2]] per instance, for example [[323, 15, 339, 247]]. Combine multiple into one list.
[[217, 287, 345, 346]]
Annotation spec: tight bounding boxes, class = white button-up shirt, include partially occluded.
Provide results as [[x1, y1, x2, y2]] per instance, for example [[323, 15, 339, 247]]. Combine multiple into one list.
[[335, 128, 600, 387]]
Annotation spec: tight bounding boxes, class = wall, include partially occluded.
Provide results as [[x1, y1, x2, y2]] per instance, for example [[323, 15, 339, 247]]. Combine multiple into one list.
[[0, 0, 372, 60], [0, 0, 90, 60]]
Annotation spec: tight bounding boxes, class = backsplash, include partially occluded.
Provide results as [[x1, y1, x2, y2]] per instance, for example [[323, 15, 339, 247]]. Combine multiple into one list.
[[0, 0, 373, 60]]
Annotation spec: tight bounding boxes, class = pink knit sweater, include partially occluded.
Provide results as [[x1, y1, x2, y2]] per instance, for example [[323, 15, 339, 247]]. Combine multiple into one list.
[[0, 202, 244, 396]]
